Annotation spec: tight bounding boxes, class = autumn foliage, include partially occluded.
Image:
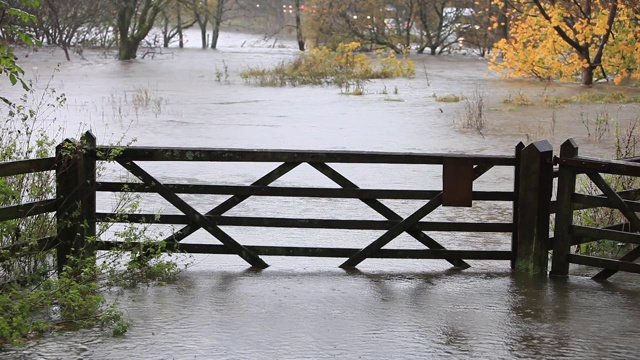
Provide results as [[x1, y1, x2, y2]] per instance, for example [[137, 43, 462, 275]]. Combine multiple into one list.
[[489, 0, 640, 85]]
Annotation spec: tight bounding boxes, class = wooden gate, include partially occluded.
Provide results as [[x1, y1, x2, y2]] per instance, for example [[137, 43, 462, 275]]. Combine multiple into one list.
[[552, 139, 640, 280], [91, 137, 520, 269]]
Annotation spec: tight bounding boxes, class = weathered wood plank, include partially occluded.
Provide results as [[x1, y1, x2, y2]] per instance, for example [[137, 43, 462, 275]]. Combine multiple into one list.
[[0, 157, 56, 177], [56, 139, 82, 274], [551, 139, 579, 277], [0, 199, 57, 221], [117, 160, 269, 269], [572, 193, 640, 212], [568, 254, 640, 277], [570, 223, 635, 245], [96, 213, 513, 232], [516, 140, 553, 275], [80, 132, 97, 260], [592, 246, 640, 280], [556, 156, 640, 177], [571, 225, 640, 245], [586, 171, 640, 231], [161, 162, 300, 243], [511, 142, 524, 269], [96, 241, 512, 260], [95, 182, 514, 201], [94, 146, 516, 166]]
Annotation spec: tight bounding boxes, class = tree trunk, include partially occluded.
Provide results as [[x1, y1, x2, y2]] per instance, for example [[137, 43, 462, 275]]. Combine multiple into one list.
[[211, 0, 224, 49], [294, 0, 304, 51], [119, 39, 139, 60], [62, 45, 71, 61], [211, 21, 220, 49], [579, 50, 594, 86], [200, 25, 207, 48], [177, 1, 184, 48], [582, 65, 594, 86], [163, 15, 170, 47]]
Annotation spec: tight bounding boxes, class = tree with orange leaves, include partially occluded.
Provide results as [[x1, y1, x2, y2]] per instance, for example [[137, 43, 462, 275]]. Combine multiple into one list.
[[490, 0, 640, 86]]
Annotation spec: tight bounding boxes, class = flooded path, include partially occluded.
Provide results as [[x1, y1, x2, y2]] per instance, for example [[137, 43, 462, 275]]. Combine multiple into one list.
[[2, 31, 640, 359]]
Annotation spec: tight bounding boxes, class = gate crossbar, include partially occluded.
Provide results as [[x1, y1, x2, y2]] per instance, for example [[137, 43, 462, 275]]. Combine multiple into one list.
[[117, 160, 269, 268]]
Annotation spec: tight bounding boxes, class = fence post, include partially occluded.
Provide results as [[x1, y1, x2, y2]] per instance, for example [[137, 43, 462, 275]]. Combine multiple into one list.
[[511, 142, 525, 269], [550, 139, 578, 277], [80, 131, 97, 263], [56, 139, 80, 274], [55, 133, 97, 275], [516, 140, 554, 274]]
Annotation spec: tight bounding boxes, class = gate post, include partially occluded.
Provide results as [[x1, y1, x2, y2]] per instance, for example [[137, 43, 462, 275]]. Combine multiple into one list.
[[550, 139, 578, 277], [515, 140, 554, 274], [55, 132, 97, 275]]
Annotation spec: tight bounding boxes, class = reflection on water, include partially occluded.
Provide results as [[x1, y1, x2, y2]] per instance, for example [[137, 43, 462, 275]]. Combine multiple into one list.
[[3, 267, 640, 359], [2, 31, 640, 359]]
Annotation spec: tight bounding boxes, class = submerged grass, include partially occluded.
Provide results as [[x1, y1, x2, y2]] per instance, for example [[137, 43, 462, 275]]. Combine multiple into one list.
[[240, 42, 414, 92], [545, 91, 640, 105], [435, 94, 462, 103]]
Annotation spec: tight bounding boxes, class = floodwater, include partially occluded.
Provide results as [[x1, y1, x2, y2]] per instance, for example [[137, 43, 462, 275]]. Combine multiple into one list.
[[2, 30, 640, 359]]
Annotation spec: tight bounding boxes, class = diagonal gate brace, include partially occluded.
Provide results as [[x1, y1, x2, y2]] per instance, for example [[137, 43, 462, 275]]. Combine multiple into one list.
[[118, 160, 269, 269], [310, 162, 493, 268], [310, 162, 470, 268], [161, 162, 301, 243], [587, 171, 640, 280]]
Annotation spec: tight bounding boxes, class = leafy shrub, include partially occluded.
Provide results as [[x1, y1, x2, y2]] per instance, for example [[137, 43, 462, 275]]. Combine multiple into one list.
[[240, 42, 415, 91]]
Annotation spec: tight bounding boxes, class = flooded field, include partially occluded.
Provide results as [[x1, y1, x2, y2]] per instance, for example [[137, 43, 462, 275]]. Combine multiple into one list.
[[1, 30, 640, 359]]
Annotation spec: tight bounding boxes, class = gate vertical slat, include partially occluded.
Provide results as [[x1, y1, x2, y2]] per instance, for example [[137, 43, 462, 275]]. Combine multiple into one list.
[[511, 142, 524, 269], [551, 139, 579, 276]]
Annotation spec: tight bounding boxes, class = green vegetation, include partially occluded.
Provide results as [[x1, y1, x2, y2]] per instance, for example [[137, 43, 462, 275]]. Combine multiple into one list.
[[240, 42, 415, 93], [434, 94, 462, 103], [0, 75, 184, 349], [503, 91, 534, 106], [573, 120, 640, 257], [544, 92, 640, 105]]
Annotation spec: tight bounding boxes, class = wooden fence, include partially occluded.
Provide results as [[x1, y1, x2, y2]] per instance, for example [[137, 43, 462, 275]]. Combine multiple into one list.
[[2, 132, 638, 279]]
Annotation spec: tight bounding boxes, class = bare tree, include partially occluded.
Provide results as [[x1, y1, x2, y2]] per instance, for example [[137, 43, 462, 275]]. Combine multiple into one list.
[[29, 0, 111, 60], [181, 0, 211, 48], [160, 0, 196, 48], [210, 0, 228, 49], [415, 0, 472, 55]]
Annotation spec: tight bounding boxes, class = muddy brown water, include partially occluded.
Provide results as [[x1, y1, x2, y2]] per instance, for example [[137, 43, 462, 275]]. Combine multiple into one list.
[[2, 31, 640, 359]]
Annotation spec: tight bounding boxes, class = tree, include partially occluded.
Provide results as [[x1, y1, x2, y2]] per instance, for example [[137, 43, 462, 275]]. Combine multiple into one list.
[[293, 0, 305, 51], [415, 0, 471, 55], [37, 0, 112, 61], [490, 0, 640, 85], [0, 0, 40, 99], [458, 0, 507, 57], [159, 0, 196, 48], [210, 0, 228, 49], [303, 0, 410, 53], [181, 0, 211, 49], [116, 0, 168, 60]]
